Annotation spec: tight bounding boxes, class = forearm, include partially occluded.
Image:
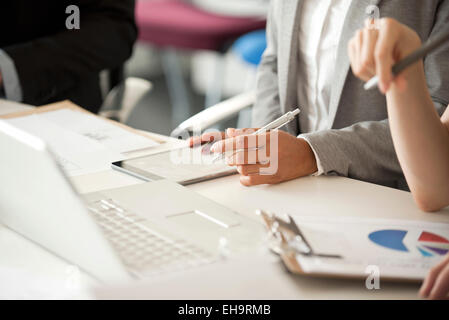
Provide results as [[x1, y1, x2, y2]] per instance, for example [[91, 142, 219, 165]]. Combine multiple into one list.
[[387, 63, 449, 210], [301, 120, 406, 189]]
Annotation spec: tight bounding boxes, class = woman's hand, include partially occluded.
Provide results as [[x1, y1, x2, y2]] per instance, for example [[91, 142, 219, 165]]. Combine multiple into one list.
[[209, 128, 317, 186], [348, 18, 422, 94], [420, 254, 449, 300], [188, 130, 228, 148]]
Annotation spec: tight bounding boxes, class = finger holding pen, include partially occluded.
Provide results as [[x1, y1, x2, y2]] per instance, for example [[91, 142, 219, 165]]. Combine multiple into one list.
[[187, 128, 258, 155], [210, 130, 267, 164], [210, 129, 317, 187], [210, 108, 300, 159], [376, 19, 422, 93], [348, 18, 422, 94]]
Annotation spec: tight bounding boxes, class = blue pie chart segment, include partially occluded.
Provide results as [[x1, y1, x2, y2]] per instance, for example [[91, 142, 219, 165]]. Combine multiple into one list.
[[368, 230, 409, 252]]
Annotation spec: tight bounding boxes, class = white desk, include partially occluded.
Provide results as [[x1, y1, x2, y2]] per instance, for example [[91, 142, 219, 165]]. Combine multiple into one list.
[[1, 101, 448, 299]]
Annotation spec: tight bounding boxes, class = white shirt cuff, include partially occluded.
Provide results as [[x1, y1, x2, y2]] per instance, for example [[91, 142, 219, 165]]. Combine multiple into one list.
[[298, 135, 325, 176]]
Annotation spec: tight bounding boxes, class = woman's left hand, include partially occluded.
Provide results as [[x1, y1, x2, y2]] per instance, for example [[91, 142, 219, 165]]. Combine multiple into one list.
[[420, 254, 449, 299]]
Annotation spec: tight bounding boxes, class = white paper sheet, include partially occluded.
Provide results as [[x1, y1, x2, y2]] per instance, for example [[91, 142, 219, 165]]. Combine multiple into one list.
[[39, 109, 159, 153], [5, 110, 159, 176]]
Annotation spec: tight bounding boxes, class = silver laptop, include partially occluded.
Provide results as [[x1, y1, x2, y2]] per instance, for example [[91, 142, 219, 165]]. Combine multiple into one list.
[[0, 120, 263, 283]]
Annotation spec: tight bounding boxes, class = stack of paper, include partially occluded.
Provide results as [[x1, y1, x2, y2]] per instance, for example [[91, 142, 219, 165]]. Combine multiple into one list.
[[5, 109, 159, 176]]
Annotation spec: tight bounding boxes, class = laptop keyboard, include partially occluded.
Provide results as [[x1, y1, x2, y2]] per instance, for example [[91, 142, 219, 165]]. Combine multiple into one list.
[[87, 199, 214, 278]]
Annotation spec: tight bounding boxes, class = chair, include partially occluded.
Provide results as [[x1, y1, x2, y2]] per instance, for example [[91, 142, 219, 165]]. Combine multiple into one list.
[[135, 0, 266, 126], [232, 30, 267, 67], [171, 30, 267, 137], [170, 90, 255, 137], [100, 77, 153, 124]]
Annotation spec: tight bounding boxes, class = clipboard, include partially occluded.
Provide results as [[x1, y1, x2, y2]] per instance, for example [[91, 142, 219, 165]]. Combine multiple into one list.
[[0, 100, 166, 144], [257, 210, 445, 283]]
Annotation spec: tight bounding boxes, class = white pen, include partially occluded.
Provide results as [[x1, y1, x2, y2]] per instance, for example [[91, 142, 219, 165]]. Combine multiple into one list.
[[212, 108, 301, 162]]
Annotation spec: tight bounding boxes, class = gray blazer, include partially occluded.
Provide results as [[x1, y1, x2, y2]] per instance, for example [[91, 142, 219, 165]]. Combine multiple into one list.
[[252, 0, 449, 189]]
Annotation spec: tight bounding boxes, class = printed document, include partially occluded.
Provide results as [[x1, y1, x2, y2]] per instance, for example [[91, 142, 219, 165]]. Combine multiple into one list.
[[6, 109, 159, 176]]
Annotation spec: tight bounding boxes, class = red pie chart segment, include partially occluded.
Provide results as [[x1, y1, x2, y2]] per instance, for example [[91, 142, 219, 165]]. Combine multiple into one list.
[[418, 231, 449, 256], [419, 231, 449, 243]]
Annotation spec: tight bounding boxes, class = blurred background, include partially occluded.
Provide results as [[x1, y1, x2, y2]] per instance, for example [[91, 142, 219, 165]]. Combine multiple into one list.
[[101, 0, 269, 136]]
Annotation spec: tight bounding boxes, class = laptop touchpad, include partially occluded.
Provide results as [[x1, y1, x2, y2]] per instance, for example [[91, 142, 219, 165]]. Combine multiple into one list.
[[167, 210, 239, 229]]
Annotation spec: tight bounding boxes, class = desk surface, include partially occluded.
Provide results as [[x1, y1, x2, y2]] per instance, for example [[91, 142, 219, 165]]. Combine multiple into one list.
[[1, 101, 448, 299]]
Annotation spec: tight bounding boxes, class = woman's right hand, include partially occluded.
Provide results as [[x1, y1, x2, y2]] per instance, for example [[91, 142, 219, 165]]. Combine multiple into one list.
[[348, 18, 422, 94]]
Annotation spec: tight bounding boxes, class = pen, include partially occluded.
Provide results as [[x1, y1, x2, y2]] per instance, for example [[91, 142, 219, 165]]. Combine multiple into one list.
[[364, 28, 449, 90], [212, 108, 301, 162]]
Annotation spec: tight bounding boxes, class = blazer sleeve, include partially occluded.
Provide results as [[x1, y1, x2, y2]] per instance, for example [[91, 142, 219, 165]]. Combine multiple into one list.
[[251, 0, 283, 127], [2, 0, 137, 105], [300, 0, 449, 189]]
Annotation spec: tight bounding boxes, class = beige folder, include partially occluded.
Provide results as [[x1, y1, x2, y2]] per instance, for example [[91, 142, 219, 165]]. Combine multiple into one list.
[[0, 100, 166, 144]]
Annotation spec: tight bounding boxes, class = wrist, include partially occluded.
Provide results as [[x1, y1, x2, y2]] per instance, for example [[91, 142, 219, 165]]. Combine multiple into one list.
[[403, 59, 425, 81], [296, 138, 318, 175], [394, 26, 423, 85], [386, 60, 432, 117], [389, 60, 426, 96]]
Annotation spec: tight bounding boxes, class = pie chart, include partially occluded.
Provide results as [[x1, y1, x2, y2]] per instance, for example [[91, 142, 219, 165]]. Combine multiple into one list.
[[368, 229, 449, 257]]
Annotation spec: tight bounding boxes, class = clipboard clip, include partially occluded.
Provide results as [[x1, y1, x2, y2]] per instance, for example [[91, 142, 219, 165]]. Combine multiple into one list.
[[257, 210, 342, 259]]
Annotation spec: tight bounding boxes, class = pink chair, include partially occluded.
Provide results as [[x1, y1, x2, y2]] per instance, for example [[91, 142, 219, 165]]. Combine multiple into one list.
[[136, 0, 266, 126]]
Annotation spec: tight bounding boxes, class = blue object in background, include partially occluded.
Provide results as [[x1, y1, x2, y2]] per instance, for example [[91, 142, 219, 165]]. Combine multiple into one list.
[[232, 30, 267, 66]]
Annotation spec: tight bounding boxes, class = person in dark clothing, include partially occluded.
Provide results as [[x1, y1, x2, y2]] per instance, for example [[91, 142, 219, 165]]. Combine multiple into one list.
[[0, 0, 137, 113]]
